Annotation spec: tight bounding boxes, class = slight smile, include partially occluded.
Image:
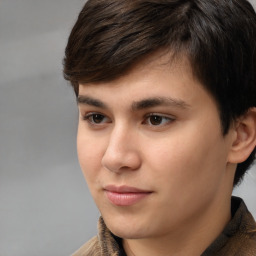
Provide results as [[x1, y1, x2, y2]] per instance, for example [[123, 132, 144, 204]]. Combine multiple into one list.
[[104, 185, 153, 206]]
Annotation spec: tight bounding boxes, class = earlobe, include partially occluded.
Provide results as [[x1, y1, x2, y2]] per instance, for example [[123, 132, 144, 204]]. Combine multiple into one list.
[[228, 108, 256, 164]]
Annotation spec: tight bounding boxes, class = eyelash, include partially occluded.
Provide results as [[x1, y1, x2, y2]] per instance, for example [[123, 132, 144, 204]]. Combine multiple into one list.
[[83, 112, 111, 126], [82, 112, 175, 127], [143, 113, 175, 126]]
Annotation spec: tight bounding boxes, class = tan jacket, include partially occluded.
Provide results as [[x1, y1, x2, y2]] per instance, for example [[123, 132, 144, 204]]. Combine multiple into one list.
[[73, 197, 256, 256]]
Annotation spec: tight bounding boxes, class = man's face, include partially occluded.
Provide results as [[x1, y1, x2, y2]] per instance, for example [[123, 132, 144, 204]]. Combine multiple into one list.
[[77, 54, 235, 240]]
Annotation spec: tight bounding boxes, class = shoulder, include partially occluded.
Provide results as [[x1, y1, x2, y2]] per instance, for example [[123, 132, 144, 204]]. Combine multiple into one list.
[[223, 197, 256, 255], [223, 229, 256, 256], [203, 197, 256, 255], [72, 236, 101, 256]]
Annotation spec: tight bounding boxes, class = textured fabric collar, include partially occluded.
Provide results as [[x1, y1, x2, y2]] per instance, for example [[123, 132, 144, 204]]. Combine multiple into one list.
[[97, 217, 126, 256], [202, 196, 256, 255]]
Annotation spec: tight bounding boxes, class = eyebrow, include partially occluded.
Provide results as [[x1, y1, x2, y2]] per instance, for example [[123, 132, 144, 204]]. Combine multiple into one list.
[[77, 95, 190, 110], [131, 97, 190, 111], [77, 95, 108, 108]]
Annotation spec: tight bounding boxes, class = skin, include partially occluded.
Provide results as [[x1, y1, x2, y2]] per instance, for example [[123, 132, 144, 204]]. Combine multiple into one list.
[[77, 53, 238, 256]]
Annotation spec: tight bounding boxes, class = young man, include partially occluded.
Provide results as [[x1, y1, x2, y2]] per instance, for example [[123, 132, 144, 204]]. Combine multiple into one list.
[[63, 0, 256, 255]]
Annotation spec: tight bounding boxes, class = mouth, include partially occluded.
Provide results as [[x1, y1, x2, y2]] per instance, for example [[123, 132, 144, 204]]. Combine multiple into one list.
[[104, 185, 152, 206]]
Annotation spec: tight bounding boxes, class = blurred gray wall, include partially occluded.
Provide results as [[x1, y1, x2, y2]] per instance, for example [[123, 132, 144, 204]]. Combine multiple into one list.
[[0, 1, 255, 255]]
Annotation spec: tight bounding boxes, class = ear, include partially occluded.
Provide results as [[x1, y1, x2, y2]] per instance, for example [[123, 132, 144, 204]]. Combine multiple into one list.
[[228, 107, 256, 164]]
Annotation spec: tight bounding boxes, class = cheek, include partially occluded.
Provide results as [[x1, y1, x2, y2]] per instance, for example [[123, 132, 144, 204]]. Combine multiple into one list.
[[77, 137, 106, 205], [77, 129, 103, 180], [143, 125, 226, 192], [142, 132, 227, 224]]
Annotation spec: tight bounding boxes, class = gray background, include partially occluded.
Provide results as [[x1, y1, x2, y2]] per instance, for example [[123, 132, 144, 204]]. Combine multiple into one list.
[[0, 1, 255, 255]]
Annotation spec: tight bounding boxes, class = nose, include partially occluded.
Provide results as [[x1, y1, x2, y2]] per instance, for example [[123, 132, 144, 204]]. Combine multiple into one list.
[[101, 126, 141, 173]]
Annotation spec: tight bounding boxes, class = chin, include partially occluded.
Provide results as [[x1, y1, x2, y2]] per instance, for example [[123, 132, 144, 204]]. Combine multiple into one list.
[[103, 213, 150, 239], [108, 225, 147, 240]]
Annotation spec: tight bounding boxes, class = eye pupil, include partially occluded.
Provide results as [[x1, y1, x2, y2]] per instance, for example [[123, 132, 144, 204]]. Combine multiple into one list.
[[93, 114, 104, 123], [150, 115, 162, 125]]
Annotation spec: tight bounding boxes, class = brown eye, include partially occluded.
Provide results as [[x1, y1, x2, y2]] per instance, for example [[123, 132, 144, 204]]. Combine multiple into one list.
[[143, 114, 175, 126], [149, 115, 163, 125], [90, 114, 105, 124], [83, 113, 110, 125]]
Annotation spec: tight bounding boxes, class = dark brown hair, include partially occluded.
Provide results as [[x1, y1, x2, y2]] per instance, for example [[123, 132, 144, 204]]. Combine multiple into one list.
[[63, 0, 256, 186]]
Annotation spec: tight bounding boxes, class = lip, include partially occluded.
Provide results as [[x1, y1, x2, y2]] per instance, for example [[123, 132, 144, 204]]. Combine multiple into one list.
[[104, 185, 152, 206]]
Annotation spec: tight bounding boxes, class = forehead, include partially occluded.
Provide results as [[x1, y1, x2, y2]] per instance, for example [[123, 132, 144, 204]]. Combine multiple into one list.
[[78, 52, 211, 107]]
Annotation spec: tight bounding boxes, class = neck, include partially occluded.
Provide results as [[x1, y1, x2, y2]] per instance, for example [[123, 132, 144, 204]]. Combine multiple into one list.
[[123, 196, 232, 256]]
